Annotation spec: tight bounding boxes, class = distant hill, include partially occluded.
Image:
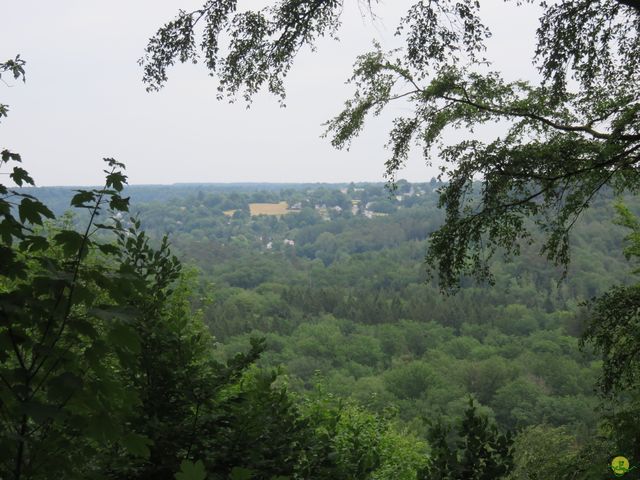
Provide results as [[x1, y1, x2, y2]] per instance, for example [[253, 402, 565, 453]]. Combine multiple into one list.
[[18, 181, 408, 216]]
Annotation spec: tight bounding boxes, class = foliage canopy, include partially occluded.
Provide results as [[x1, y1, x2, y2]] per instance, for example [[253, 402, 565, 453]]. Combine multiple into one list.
[[142, 0, 640, 290]]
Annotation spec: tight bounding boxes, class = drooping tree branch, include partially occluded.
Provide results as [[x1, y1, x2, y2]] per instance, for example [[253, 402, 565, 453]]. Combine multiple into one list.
[[144, 0, 640, 288]]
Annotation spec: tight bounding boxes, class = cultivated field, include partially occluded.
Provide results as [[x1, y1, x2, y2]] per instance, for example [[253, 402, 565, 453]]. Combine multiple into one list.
[[249, 201, 291, 216]]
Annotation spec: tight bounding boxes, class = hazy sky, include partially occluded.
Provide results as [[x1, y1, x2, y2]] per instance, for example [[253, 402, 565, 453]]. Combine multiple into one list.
[[1, 1, 541, 186]]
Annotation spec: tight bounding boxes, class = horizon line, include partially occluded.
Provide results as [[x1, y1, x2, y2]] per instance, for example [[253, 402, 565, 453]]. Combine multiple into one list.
[[22, 178, 439, 189]]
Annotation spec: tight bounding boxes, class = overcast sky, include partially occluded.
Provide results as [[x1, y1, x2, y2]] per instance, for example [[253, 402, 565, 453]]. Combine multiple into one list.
[[1, 1, 541, 186]]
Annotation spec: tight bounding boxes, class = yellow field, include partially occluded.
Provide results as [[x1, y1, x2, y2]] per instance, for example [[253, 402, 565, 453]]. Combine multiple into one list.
[[249, 201, 291, 216], [223, 209, 237, 217]]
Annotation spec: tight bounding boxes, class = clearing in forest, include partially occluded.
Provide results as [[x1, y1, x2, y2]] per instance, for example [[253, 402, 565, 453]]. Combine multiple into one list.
[[249, 201, 291, 216]]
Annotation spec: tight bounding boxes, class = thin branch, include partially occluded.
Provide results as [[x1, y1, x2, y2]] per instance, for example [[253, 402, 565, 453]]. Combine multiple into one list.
[[8, 329, 28, 379], [186, 402, 202, 458], [0, 371, 21, 401], [442, 93, 640, 142], [30, 169, 116, 380], [388, 89, 420, 102], [563, 168, 621, 235], [493, 143, 640, 183]]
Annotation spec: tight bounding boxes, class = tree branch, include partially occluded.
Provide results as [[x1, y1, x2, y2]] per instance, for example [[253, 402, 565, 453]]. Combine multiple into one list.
[[442, 92, 640, 142]]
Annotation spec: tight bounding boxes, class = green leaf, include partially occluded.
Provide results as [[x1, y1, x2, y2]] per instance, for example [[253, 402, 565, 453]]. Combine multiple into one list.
[[70, 190, 96, 208], [18, 197, 54, 225], [230, 467, 255, 480], [84, 339, 110, 366], [175, 460, 207, 480], [121, 433, 152, 458], [0, 246, 27, 279], [104, 157, 125, 170], [73, 283, 96, 305], [19, 235, 49, 252], [105, 171, 127, 192], [109, 195, 129, 212], [22, 400, 62, 423], [0, 218, 21, 245], [73, 318, 98, 338], [50, 371, 83, 390], [97, 243, 120, 256], [86, 412, 121, 442], [108, 323, 140, 353], [0, 330, 13, 361], [54, 230, 87, 258], [10, 166, 34, 186], [1, 149, 21, 163], [48, 371, 84, 401]]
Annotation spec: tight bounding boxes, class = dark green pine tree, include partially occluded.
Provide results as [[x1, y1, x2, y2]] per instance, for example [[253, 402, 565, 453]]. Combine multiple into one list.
[[420, 398, 513, 480]]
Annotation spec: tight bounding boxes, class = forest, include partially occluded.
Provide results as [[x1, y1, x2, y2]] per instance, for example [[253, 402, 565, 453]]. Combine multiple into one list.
[[2, 1, 640, 479], [3, 178, 637, 479]]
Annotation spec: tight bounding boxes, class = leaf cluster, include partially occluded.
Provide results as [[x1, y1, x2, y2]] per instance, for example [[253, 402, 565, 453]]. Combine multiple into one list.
[[140, 0, 345, 104]]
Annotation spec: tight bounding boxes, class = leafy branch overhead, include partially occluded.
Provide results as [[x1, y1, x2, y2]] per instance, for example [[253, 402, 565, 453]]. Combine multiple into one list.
[[140, 0, 347, 104], [142, 0, 640, 290]]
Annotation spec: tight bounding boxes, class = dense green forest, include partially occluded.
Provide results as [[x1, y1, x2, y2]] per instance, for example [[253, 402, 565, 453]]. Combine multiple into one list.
[[11, 178, 637, 478], [3, 0, 640, 478]]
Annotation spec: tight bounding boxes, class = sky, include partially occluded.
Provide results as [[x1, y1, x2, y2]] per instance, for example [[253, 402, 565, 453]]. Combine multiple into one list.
[[1, 1, 541, 186]]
